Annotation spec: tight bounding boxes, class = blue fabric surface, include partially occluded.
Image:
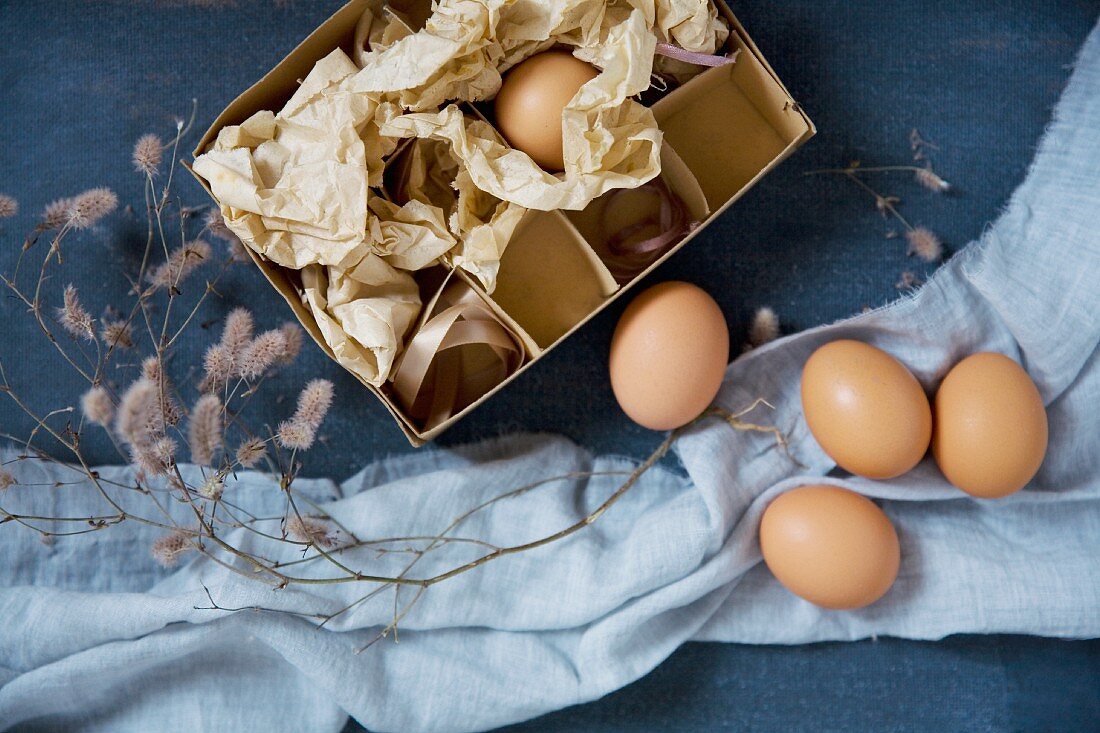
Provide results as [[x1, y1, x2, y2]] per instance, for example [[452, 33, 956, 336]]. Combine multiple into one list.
[[1, 2, 1098, 732]]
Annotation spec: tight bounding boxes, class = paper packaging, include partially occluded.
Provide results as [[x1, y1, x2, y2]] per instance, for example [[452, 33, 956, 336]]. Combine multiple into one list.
[[188, 0, 815, 446]]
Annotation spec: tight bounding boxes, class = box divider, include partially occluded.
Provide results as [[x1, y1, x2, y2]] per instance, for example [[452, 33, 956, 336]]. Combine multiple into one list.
[[451, 268, 543, 359]]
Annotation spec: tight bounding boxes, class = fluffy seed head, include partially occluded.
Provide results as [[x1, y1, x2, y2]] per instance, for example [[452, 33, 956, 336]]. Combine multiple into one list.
[[147, 240, 211, 290], [276, 418, 316, 452], [100, 319, 134, 349], [915, 167, 950, 193], [286, 515, 337, 549], [226, 239, 250, 262], [203, 208, 233, 240], [115, 378, 161, 446], [238, 330, 286, 381], [748, 306, 780, 348], [131, 439, 174, 478], [67, 188, 118, 230], [0, 469, 15, 491], [58, 285, 95, 341], [132, 134, 164, 176], [277, 322, 304, 364], [199, 474, 224, 501], [896, 271, 923, 290], [235, 438, 266, 469], [81, 386, 115, 427], [274, 379, 334, 452], [155, 434, 177, 458], [141, 356, 163, 382], [41, 199, 73, 230], [201, 344, 232, 392], [906, 227, 943, 263], [152, 532, 191, 568], [0, 194, 18, 218], [220, 308, 254, 358], [293, 379, 334, 428], [203, 208, 250, 261], [188, 394, 223, 466]]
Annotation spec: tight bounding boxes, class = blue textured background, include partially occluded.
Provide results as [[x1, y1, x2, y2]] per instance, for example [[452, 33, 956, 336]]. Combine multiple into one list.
[[1, 1, 1098, 731]]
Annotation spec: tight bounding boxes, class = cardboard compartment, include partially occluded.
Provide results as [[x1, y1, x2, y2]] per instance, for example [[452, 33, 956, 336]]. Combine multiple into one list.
[[386, 270, 527, 437], [487, 210, 618, 348], [452, 268, 542, 358], [564, 142, 709, 284], [651, 29, 811, 210]]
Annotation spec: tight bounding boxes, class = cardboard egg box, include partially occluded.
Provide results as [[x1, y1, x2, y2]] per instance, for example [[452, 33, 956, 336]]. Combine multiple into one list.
[[189, 0, 815, 445]]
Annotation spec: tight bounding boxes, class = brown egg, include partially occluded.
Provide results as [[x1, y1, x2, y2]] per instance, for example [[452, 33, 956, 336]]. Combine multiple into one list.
[[494, 51, 599, 171], [801, 340, 932, 479], [609, 281, 729, 430], [933, 352, 1048, 498], [760, 485, 901, 610]]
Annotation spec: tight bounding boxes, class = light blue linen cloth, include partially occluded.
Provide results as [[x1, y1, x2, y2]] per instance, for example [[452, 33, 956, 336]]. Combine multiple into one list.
[[2, 19, 1099, 733]]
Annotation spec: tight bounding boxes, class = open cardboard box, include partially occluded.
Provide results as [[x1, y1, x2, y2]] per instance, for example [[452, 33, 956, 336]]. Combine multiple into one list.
[[188, 0, 815, 446]]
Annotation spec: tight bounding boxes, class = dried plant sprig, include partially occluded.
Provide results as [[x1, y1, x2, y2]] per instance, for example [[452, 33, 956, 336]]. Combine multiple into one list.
[[0, 105, 808, 652], [805, 158, 948, 263], [0, 469, 15, 491], [81, 386, 114, 427], [66, 188, 118, 230], [132, 436, 177, 478], [141, 355, 164, 383], [294, 379, 334, 427], [202, 208, 234, 240], [275, 381, 332, 452], [188, 394, 222, 466], [141, 357, 182, 430], [132, 134, 164, 176], [0, 194, 18, 219], [222, 308, 254, 350], [275, 379, 333, 451], [276, 419, 317, 452], [58, 285, 95, 341]]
